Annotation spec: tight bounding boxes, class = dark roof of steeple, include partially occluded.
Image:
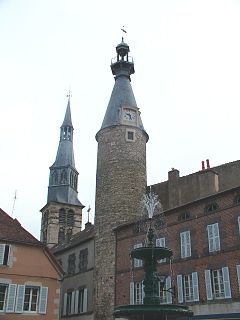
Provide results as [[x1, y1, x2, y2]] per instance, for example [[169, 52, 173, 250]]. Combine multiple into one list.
[[51, 99, 75, 168], [61, 97, 73, 127], [99, 39, 147, 136]]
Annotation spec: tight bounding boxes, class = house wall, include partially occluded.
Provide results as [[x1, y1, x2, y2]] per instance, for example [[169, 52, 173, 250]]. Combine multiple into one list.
[[53, 235, 94, 320], [0, 243, 61, 319]]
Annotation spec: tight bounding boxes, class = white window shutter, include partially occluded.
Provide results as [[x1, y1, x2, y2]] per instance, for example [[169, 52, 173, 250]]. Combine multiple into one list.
[[6, 284, 17, 313], [39, 287, 48, 314], [222, 267, 231, 298], [70, 291, 75, 314], [83, 288, 88, 313], [204, 270, 213, 300], [236, 265, 240, 292], [187, 231, 191, 257], [130, 282, 134, 305], [165, 276, 172, 304], [177, 275, 183, 303], [74, 290, 79, 314], [63, 293, 67, 316], [214, 223, 220, 251], [15, 285, 25, 313], [0, 244, 5, 265], [141, 281, 145, 303], [192, 272, 199, 301]]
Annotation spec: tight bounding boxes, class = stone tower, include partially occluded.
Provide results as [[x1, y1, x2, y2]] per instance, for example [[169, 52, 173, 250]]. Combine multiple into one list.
[[40, 96, 84, 248], [94, 39, 148, 319]]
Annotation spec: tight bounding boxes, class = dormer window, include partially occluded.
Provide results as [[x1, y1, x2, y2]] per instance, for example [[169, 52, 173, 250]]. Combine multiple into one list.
[[205, 202, 218, 213], [61, 127, 72, 141]]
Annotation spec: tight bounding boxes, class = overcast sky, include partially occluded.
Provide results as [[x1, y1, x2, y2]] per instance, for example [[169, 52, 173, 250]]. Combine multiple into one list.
[[1, 0, 240, 238]]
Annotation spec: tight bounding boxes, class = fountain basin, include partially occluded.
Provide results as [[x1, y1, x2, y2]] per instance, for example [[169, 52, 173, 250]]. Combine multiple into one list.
[[114, 304, 193, 320], [131, 246, 173, 261]]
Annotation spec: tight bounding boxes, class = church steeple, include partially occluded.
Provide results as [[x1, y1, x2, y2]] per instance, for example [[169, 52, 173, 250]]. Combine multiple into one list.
[[40, 95, 84, 248], [48, 95, 82, 205]]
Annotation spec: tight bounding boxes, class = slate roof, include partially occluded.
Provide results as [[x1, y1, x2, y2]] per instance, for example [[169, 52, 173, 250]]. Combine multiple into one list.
[[0, 208, 40, 245]]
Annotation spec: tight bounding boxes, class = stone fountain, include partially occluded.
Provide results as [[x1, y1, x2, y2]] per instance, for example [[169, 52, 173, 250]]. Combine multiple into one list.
[[114, 191, 193, 320]]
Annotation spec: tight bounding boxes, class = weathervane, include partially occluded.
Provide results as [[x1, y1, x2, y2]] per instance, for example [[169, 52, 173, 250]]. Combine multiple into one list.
[[121, 25, 127, 42]]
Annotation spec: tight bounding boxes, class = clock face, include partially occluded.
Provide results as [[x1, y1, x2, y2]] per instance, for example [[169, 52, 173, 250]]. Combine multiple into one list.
[[123, 109, 136, 121]]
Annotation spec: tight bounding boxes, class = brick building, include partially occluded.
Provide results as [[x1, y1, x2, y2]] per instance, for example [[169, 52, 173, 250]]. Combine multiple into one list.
[[0, 208, 63, 319], [115, 168, 240, 318]]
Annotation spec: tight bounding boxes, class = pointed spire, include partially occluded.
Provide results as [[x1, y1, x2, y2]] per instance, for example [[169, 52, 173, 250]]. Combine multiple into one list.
[[61, 95, 73, 128], [97, 39, 148, 141], [47, 94, 83, 206]]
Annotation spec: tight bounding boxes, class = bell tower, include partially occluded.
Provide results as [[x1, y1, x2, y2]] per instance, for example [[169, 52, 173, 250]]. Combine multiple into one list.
[[94, 39, 148, 319], [40, 95, 84, 248]]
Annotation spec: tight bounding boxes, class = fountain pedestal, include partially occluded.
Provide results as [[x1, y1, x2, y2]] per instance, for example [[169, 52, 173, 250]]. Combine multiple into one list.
[[114, 225, 193, 320]]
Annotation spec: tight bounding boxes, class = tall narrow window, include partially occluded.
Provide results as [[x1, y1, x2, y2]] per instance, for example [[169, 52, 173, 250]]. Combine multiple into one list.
[[130, 282, 143, 305], [0, 284, 8, 311], [79, 248, 88, 272], [177, 272, 199, 303], [205, 267, 231, 300], [207, 223, 220, 252], [180, 231, 191, 258], [0, 244, 10, 266], [23, 287, 39, 312]]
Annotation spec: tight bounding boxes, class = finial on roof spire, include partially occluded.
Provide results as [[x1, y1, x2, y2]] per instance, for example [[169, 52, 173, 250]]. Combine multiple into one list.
[[66, 89, 72, 101], [87, 205, 91, 223], [121, 26, 127, 42]]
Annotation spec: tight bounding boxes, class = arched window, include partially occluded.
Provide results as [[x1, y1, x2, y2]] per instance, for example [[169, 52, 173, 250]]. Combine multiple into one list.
[[67, 210, 74, 227], [59, 208, 66, 224], [58, 227, 65, 243]]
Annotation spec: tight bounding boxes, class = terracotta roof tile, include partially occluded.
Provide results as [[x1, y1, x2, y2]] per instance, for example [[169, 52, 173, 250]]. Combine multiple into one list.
[[0, 208, 40, 245]]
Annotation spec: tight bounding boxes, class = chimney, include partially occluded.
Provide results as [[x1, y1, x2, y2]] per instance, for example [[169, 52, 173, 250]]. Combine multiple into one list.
[[202, 161, 205, 171], [206, 159, 210, 169]]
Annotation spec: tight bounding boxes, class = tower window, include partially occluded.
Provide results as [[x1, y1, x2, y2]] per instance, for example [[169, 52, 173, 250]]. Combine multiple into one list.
[[67, 210, 74, 226], [126, 130, 135, 141]]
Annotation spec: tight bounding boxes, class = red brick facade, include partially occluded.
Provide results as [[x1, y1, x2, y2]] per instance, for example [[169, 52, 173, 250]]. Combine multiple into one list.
[[115, 186, 240, 316]]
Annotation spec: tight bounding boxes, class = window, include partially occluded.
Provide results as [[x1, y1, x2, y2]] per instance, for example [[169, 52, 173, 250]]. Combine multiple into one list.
[[130, 278, 172, 305], [180, 231, 191, 258], [126, 130, 135, 141], [76, 288, 88, 314], [205, 202, 218, 213], [205, 267, 231, 300], [130, 282, 143, 305], [58, 227, 65, 243], [23, 287, 39, 312], [235, 195, 240, 204], [133, 243, 143, 268], [0, 244, 10, 266], [207, 223, 220, 252], [79, 248, 88, 272], [67, 210, 74, 226], [0, 284, 8, 311], [177, 273, 199, 303], [178, 212, 190, 222], [68, 253, 76, 275], [63, 288, 88, 316], [156, 238, 166, 263], [66, 290, 74, 315], [238, 216, 240, 234]]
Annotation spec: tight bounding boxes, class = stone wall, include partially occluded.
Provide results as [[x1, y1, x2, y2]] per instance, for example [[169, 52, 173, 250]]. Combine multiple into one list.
[[94, 125, 147, 320]]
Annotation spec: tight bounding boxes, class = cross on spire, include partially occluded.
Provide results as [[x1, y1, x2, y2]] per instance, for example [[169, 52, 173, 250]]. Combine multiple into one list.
[[66, 89, 72, 99], [121, 26, 127, 42]]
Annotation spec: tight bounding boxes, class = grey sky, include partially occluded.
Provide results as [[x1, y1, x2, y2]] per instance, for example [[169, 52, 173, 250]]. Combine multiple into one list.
[[1, 0, 240, 238]]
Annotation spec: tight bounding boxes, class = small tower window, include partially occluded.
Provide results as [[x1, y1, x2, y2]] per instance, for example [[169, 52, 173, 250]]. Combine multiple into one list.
[[126, 130, 135, 141]]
